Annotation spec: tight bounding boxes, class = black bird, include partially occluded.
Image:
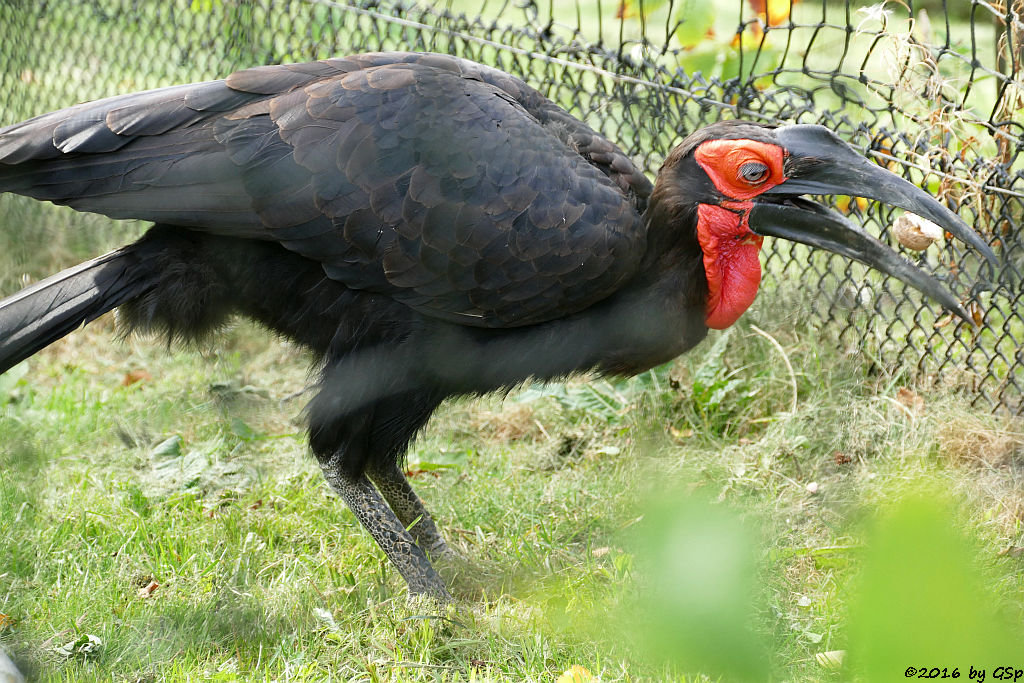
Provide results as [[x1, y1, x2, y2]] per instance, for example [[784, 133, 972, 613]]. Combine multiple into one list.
[[0, 52, 993, 600]]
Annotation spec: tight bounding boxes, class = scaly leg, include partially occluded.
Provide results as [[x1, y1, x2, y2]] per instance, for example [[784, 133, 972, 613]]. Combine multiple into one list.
[[319, 452, 451, 601], [367, 461, 450, 559]]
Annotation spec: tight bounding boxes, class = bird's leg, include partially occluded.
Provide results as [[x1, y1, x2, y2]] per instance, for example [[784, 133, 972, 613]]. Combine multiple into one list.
[[367, 461, 451, 560], [319, 452, 451, 601]]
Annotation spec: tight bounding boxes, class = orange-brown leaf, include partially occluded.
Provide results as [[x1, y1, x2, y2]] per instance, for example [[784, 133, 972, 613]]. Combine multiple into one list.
[[969, 301, 984, 327], [896, 387, 925, 414], [748, 0, 797, 26], [122, 369, 151, 386]]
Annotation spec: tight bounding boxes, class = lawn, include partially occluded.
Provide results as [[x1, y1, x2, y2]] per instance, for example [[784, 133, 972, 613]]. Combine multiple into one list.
[[1, 287, 1022, 681]]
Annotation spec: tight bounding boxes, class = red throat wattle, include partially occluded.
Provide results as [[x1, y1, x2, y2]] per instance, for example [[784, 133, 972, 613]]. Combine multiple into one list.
[[693, 138, 786, 329], [697, 202, 764, 329]]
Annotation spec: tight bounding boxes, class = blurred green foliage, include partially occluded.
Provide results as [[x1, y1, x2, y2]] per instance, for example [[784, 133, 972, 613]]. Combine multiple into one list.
[[847, 493, 1023, 675], [629, 492, 771, 681], [557, 481, 1024, 680]]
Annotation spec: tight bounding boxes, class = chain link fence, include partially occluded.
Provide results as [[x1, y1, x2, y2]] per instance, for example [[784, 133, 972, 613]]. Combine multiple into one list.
[[0, 0, 1021, 412]]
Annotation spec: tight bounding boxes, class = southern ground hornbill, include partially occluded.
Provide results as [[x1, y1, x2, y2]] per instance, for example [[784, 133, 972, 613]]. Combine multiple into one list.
[[0, 52, 994, 600]]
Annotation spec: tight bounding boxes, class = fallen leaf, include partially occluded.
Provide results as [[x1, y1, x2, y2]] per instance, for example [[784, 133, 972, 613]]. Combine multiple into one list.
[[816, 650, 846, 669], [404, 468, 441, 478], [54, 634, 103, 659], [137, 580, 160, 599], [896, 387, 925, 413], [121, 369, 151, 386], [669, 426, 693, 439], [0, 613, 13, 632], [833, 451, 852, 465], [151, 435, 183, 458], [313, 607, 339, 631], [556, 665, 595, 683]]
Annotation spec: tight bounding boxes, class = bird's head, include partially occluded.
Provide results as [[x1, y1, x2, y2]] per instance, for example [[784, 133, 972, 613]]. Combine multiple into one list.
[[651, 121, 994, 329]]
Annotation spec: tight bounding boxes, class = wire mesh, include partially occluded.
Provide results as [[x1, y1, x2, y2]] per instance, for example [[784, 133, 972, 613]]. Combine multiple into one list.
[[0, 0, 1021, 412]]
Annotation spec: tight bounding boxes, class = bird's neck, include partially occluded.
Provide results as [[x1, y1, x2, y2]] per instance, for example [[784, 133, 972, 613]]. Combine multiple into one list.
[[642, 187, 764, 331]]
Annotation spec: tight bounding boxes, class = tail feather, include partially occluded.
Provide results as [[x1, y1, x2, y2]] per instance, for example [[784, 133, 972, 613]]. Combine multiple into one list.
[[0, 224, 359, 376], [0, 248, 151, 374]]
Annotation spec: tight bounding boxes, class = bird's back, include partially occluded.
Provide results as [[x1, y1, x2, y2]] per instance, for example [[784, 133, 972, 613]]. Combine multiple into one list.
[[0, 52, 654, 328]]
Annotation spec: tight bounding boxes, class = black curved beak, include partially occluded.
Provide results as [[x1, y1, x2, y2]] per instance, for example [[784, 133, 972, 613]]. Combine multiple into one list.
[[749, 124, 995, 324]]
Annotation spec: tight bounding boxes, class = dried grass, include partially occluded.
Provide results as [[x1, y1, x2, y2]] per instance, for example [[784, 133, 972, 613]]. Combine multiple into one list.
[[468, 403, 542, 444], [934, 412, 1024, 467]]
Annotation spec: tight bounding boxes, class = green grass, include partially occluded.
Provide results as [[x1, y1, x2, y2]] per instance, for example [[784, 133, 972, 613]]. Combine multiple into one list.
[[1, 289, 1022, 681]]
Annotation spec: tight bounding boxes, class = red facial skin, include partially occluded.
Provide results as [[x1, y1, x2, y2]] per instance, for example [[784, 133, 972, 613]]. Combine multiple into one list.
[[693, 139, 787, 329]]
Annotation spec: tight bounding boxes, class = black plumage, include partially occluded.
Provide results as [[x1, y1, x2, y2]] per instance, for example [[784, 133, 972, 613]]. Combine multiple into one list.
[[0, 52, 989, 600]]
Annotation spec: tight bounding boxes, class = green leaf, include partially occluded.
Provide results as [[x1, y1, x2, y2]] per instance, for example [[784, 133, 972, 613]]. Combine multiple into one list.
[[407, 461, 458, 472], [618, 0, 670, 19], [54, 634, 103, 659], [410, 448, 470, 470], [673, 0, 716, 48], [151, 435, 183, 458], [229, 417, 259, 441]]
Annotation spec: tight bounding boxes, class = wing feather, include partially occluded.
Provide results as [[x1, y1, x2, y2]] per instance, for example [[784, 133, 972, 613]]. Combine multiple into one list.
[[0, 52, 652, 327]]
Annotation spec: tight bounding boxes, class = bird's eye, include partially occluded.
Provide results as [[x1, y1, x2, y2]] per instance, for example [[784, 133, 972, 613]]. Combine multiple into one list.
[[739, 161, 769, 184]]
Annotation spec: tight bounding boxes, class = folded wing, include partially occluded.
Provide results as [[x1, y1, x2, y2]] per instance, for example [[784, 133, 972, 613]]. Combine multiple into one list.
[[0, 52, 652, 327]]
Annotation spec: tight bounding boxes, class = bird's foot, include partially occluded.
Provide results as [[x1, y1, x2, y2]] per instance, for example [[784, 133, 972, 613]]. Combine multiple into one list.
[[424, 538, 482, 597], [404, 554, 454, 606]]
